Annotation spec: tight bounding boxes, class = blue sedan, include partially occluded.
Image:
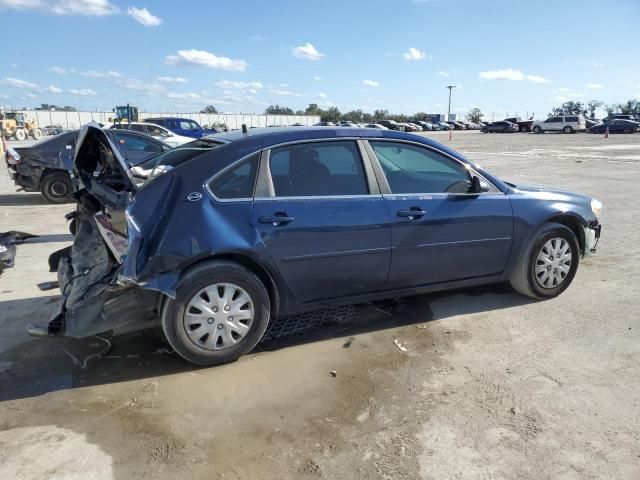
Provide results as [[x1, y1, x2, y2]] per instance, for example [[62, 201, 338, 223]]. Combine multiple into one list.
[[31, 125, 602, 366], [588, 119, 640, 134]]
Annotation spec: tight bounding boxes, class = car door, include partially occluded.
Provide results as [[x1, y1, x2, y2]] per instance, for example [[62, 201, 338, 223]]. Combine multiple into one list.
[[545, 116, 562, 131], [366, 139, 513, 289], [251, 139, 392, 303]]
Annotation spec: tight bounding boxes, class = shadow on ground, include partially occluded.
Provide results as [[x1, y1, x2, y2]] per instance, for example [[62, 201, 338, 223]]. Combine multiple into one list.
[[0, 193, 56, 207], [0, 284, 532, 403]]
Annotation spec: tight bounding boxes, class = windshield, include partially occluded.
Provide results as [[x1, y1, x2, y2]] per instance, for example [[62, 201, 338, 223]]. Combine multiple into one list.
[[131, 138, 226, 183]]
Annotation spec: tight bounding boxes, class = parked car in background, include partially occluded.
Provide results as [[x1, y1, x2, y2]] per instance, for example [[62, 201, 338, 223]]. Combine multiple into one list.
[[31, 125, 602, 366], [5, 129, 170, 203], [504, 117, 534, 132], [338, 121, 358, 127], [532, 115, 586, 134], [401, 123, 420, 132], [364, 123, 389, 129], [109, 122, 193, 147], [144, 117, 220, 138], [588, 119, 640, 134], [416, 121, 433, 131], [446, 121, 465, 130], [602, 114, 639, 123], [585, 118, 600, 129], [313, 121, 335, 126], [481, 121, 519, 133], [378, 120, 404, 131], [435, 122, 449, 130]]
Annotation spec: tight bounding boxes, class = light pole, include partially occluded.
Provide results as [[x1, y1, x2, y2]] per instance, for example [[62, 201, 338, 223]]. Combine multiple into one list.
[[446, 84, 457, 121]]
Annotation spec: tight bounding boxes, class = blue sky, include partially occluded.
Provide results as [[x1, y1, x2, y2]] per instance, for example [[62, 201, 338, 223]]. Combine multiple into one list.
[[0, 0, 638, 119]]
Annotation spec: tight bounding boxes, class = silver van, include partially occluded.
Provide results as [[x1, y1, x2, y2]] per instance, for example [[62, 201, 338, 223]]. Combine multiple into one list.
[[532, 115, 586, 134]]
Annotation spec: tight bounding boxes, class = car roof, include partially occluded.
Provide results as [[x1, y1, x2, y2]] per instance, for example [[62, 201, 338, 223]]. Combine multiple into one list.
[[145, 117, 196, 121]]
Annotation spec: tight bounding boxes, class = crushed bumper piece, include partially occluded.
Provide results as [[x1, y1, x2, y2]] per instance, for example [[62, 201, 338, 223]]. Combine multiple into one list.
[[0, 231, 38, 275]]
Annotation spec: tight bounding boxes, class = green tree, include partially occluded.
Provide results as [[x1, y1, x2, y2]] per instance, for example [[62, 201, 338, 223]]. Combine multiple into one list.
[[550, 101, 586, 117], [200, 105, 218, 114], [322, 106, 341, 122], [373, 109, 389, 121], [264, 105, 294, 115], [586, 100, 603, 119], [466, 107, 483, 123]]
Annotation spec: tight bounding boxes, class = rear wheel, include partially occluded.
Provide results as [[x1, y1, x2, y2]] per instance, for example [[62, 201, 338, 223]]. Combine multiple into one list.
[[14, 128, 26, 141], [533, 126, 542, 134], [161, 260, 271, 366], [563, 126, 574, 134], [40, 171, 73, 204], [510, 223, 580, 299], [32, 128, 43, 140]]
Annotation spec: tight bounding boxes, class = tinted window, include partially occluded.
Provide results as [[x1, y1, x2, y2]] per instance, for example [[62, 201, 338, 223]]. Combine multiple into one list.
[[114, 133, 163, 153], [565, 116, 578, 122], [269, 141, 368, 197], [369, 141, 471, 194], [146, 124, 169, 137], [208, 154, 259, 200], [546, 117, 562, 123]]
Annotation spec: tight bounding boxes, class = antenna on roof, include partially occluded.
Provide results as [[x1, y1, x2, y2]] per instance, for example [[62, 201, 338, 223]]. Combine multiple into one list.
[[241, 124, 248, 134]]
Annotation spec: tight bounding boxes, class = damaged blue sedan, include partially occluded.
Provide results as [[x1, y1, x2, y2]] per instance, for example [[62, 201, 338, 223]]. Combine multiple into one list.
[[29, 124, 602, 365]]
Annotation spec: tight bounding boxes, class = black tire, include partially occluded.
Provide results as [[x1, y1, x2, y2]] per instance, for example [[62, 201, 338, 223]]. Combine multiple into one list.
[[161, 260, 271, 366], [510, 223, 580, 300], [502, 127, 509, 133], [68, 218, 77, 236], [40, 171, 73, 204], [563, 126, 574, 134], [481, 128, 488, 133], [533, 126, 542, 134]]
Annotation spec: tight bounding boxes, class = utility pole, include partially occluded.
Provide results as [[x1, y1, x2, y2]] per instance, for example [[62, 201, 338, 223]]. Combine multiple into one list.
[[446, 84, 457, 121]]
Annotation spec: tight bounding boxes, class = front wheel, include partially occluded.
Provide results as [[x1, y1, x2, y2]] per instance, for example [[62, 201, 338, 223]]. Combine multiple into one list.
[[481, 128, 488, 133], [510, 223, 580, 299], [14, 128, 26, 141], [623, 128, 631, 134], [161, 260, 271, 366], [32, 128, 43, 140], [533, 126, 542, 134], [563, 126, 574, 134]]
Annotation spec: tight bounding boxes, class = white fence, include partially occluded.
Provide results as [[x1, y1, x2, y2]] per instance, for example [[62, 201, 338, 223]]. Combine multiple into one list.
[[14, 110, 321, 130]]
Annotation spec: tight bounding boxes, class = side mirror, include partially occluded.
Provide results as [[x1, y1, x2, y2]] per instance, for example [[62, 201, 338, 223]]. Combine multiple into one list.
[[470, 175, 490, 193]]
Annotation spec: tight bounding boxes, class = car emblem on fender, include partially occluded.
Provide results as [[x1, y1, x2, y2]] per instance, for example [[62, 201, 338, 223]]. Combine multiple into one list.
[[186, 192, 202, 202]]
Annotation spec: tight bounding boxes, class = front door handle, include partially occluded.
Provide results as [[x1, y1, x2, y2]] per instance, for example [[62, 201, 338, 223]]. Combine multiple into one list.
[[258, 213, 295, 225], [397, 208, 427, 219]]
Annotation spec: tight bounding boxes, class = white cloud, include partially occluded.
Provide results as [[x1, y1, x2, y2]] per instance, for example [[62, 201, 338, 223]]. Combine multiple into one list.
[[437, 70, 450, 76], [156, 76, 188, 83], [127, 6, 161, 26], [527, 74, 550, 84], [313, 75, 322, 81], [167, 92, 200, 100], [269, 88, 302, 97], [402, 47, 428, 61], [0, 0, 119, 15], [44, 85, 62, 93], [317, 92, 327, 98], [479, 68, 525, 81], [587, 83, 604, 89], [1, 77, 38, 89], [48, 66, 68, 75], [80, 70, 122, 78], [292, 43, 324, 61], [119, 79, 165, 94], [215, 80, 263, 90], [68, 88, 97, 96], [587, 61, 605, 68], [165, 49, 248, 71], [363, 80, 380, 87]]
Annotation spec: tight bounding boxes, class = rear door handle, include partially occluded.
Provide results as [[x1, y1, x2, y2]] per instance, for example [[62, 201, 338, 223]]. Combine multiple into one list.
[[397, 208, 427, 219], [258, 214, 295, 225]]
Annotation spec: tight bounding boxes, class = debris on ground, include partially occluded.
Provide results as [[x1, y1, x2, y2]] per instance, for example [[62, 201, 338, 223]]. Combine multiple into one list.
[[37, 281, 59, 291], [417, 324, 428, 329], [329, 370, 337, 377], [343, 337, 355, 348], [0, 231, 38, 275], [393, 339, 408, 352]]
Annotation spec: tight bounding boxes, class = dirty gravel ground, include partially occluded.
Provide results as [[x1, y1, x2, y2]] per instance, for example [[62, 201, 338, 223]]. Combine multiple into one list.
[[0, 131, 638, 479]]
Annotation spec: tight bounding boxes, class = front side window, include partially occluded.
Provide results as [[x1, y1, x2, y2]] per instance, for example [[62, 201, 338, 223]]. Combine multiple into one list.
[[546, 117, 562, 123], [146, 125, 170, 137], [208, 154, 259, 200], [269, 141, 368, 197], [189, 121, 201, 131], [369, 141, 471, 194], [179, 120, 194, 131], [114, 133, 163, 153]]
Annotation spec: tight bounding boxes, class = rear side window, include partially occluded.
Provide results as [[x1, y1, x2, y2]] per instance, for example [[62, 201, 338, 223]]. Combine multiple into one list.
[[208, 154, 259, 200], [114, 133, 164, 153], [565, 116, 578, 122], [269, 141, 368, 197]]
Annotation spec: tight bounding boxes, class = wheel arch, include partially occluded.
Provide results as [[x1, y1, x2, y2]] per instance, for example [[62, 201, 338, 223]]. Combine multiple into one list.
[[543, 213, 586, 254], [39, 167, 70, 186], [177, 253, 281, 318]]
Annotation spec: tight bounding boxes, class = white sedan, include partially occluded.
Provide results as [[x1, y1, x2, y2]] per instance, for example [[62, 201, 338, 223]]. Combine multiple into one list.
[[108, 122, 193, 147]]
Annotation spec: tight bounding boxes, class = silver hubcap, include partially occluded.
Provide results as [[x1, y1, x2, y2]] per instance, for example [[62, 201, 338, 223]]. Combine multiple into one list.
[[535, 237, 572, 289], [183, 283, 254, 351], [51, 181, 68, 196]]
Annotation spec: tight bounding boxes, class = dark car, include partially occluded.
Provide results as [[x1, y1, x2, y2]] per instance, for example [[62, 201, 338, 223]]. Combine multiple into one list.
[[29, 124, 602, 366], [5, 129, 171, 203], [377, 120, 404, 131], [588, 119, 640, 134], [446, 121, 465, 130], [144, 117, 219, 138], [481, 121, 519, 133]]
